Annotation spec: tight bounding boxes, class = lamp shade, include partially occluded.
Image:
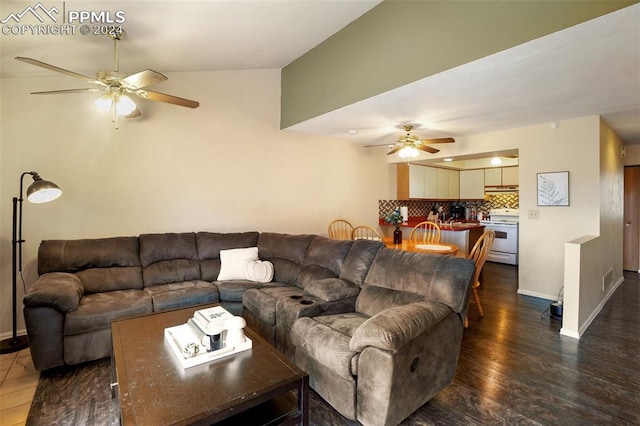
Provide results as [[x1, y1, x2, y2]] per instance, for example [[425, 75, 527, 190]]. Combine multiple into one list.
[[115, 94, 137, 116], [26, 178, 62, 203], [94, 93, 112, 112]]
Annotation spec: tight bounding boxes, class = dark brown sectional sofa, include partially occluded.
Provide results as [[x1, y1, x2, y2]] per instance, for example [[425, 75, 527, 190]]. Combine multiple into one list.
[[23, 230, 475, 426]]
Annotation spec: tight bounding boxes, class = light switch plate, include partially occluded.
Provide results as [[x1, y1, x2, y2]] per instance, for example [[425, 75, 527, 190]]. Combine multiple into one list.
[[528, 209, 540, 220]]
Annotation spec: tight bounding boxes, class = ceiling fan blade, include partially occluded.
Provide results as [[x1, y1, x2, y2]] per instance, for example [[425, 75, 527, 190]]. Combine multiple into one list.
[[363, 143, 394, 148], [420, 137, 455, 144], [386, 145, 403, 155], [30, 88, 104, 95], [121, 69, 167, 90], [135, 89, 199, 108], [15, 57, 105, 86], [416, 144, 440, 154]]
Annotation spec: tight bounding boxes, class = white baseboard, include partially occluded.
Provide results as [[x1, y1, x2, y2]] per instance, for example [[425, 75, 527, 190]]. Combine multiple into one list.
[[559, 275, 625, 339], [516, 288, 557, 301]]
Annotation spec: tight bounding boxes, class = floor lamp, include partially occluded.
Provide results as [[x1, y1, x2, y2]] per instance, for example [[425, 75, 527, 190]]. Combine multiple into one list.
[[0, 172, 62, 354]]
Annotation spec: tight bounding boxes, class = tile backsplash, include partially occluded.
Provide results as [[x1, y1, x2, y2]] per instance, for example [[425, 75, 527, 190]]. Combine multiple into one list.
[[379, 193, 519, 219]]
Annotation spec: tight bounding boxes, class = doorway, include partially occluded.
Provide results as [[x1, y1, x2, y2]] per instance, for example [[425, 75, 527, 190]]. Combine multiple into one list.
[[623, 165, 640, 272]]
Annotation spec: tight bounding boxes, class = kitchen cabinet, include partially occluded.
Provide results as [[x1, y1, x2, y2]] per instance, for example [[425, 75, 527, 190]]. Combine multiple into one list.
[[437, 168, 459, 199], [397, 164, 457, 199], [502, 166, 519, 185], [484, 168, 502, 186], [440, 226, 485, 257], [485, 166, 519, 188], [424, 166, 438, 198], [408, 164, 424, 198], [459, 169, 485, 199]]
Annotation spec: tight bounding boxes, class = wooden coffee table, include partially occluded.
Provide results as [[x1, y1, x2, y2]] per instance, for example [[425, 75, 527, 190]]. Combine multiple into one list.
[[111, 304, 309, 425]]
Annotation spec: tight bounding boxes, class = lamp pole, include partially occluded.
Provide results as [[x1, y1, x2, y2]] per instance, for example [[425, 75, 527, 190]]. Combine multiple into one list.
[[1, 172, 61, 354]]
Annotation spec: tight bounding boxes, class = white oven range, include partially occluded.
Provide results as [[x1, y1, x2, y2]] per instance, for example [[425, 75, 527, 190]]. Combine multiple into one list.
[[480, 209, 519, 265]]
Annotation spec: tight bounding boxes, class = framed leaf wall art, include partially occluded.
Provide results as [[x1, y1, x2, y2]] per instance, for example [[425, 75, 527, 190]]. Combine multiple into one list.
[[537, 171, 569, 206]]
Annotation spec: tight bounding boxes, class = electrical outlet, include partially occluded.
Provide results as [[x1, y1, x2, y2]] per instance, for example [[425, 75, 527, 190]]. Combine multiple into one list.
[[528, 209, 540, 220]]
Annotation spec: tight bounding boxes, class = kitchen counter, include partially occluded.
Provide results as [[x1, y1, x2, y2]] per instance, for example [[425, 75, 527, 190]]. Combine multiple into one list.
[[379, 218, 483, 232], [379, 218, 484, 257]]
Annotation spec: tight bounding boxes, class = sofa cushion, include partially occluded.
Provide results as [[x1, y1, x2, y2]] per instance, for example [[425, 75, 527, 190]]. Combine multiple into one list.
[[257, 233, 316, 285], [349, 301, 453, 352], [64, 289, 152, 336], [139, 233, 201, 287], [314, 312, 369, 339], [76, 266, 143, 294], [340, 239, 383, 287], [38, 237, 141, 275], [291, 315, 363, 379], [216, 280, 281, 302], [197, 232, 260, 281], [297, 237, 353, 288], [364, 248, 475, 314], [355, 285, 426, 317], [143, 280, 219, 312], [304, 278, 360, 302]]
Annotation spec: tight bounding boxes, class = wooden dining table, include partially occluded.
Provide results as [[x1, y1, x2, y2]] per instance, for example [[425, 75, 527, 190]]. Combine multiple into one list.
[[383, 237, 458, 255]]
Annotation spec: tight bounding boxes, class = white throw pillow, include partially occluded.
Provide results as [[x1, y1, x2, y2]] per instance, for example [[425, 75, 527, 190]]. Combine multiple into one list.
[[217, 247, 259, 281], [245, 260, 274, 283]]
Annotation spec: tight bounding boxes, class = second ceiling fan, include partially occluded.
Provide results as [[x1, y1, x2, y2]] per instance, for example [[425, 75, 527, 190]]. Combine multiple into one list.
[[386, 124, 454, 157]]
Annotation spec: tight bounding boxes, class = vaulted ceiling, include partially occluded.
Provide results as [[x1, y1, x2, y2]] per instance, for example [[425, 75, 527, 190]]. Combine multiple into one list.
[[2, 1, 638, 145]]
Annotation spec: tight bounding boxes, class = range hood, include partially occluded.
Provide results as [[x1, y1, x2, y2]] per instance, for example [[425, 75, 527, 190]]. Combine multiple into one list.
[[485, 185, 519, 193]]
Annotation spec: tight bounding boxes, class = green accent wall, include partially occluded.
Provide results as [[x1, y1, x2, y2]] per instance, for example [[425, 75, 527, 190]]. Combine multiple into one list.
[[281, 0, 637, 129]]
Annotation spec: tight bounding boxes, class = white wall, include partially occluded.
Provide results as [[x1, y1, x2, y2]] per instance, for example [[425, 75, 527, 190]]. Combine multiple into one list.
[[0, 69, 391, 335], [518, 117, 603, 300], [561, 119, 625, 338], [597, 118, 624, 297]]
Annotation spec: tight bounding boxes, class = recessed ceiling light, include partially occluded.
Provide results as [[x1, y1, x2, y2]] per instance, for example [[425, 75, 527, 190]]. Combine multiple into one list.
[[347, 129, 357, 135], [444, 158, 453, 162]]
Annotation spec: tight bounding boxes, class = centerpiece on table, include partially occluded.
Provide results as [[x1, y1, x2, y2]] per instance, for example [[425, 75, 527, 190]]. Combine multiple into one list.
[[384, 210, 404, 244]]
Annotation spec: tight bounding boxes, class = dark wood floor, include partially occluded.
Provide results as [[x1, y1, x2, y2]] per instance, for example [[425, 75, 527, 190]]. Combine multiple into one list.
[[418, 262, 640, 425]]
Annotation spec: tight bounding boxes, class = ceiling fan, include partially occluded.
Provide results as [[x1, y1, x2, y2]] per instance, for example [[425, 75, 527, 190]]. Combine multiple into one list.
[[366, 124, 455, 158], [387, 124, 455, 157], [15, 33, 199, 128]]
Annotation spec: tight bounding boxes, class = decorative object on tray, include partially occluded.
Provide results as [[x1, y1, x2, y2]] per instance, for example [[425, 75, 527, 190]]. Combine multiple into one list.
[[164, 306, 252, 368]]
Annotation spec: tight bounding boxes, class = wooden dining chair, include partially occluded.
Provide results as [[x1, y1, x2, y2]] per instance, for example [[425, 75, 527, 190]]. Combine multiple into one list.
[[328, 219, 354, 240], [409, 221, 441, 244], [465, 230, 496, 327], [351, 225, 384, 241]]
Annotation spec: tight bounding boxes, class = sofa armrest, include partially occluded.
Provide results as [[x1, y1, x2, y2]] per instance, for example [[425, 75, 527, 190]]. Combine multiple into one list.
[[349, 301, 452, 352], [304, 278, 360, 302], [24, 272, 84, 314]]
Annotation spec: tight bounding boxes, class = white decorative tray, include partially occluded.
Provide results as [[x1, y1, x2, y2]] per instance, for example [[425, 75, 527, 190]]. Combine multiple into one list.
[[164, 307, 252, 369]]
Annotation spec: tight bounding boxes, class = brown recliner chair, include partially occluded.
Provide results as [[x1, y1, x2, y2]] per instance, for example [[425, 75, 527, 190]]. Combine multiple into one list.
[[291, 248, 474, 426]]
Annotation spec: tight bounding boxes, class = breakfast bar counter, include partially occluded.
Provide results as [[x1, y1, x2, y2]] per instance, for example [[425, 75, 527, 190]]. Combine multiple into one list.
[[379, 219, 484, 257]]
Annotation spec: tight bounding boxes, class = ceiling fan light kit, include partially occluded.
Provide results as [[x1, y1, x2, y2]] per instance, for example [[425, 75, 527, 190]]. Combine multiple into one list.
[[93, 89, 137, 116], [398, 145, 420, 158], [16, 33, 199, 128]]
